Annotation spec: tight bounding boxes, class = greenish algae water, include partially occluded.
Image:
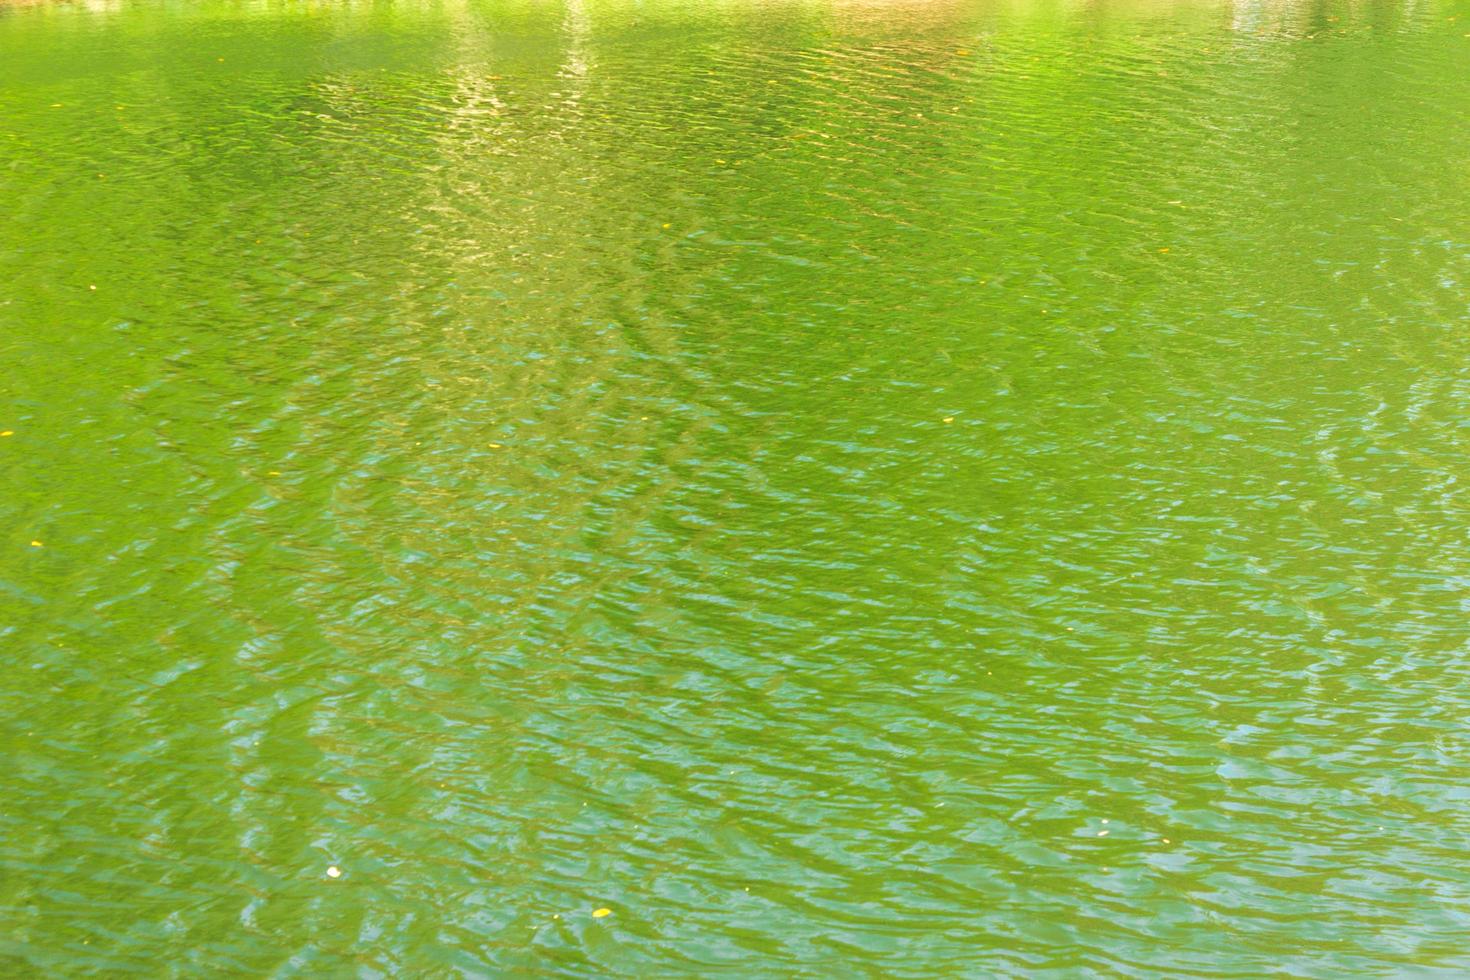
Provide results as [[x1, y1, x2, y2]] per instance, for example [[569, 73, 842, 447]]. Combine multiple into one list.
[[3, 0, 1470, 973]]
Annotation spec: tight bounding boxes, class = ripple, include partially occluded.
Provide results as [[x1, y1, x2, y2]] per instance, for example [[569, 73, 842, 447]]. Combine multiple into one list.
[[3, 0, 1470, 974]]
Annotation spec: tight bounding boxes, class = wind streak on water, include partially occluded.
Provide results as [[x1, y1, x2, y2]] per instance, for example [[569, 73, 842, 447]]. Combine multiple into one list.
[[1, 0, 1469, 974]]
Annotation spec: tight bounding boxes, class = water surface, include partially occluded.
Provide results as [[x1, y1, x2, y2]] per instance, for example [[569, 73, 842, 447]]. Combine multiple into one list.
[[3, 0, 1470, 973]]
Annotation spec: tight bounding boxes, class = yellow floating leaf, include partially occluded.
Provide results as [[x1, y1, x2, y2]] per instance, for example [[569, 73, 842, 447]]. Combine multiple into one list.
[[30, 541, 42, 548], [592, 908, 611, 918], [943, 417, 955, 423], [0, 431, 12, 437]]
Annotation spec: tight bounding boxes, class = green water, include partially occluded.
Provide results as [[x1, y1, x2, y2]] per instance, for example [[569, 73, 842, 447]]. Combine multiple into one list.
[[3, 0, 1469, 973]]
